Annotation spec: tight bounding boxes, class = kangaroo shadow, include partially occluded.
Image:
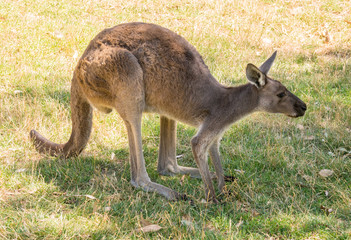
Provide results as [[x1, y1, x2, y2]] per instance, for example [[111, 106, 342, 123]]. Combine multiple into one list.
[[34, 148, 130, 193]]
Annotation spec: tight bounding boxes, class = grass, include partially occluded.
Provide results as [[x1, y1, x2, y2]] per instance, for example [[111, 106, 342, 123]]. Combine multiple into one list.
[[1, 0, 351, 239]]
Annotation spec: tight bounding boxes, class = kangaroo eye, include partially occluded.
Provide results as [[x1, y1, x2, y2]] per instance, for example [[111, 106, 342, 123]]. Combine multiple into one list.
[[277, 92, 286, 98]]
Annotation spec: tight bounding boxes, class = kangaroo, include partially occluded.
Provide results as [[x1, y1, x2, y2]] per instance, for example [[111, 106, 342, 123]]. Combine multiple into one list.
[[30, 22, 307, 202]]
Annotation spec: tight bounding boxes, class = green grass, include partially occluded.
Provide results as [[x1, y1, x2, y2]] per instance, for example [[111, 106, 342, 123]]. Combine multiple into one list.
[[1, 0, 351, 239]]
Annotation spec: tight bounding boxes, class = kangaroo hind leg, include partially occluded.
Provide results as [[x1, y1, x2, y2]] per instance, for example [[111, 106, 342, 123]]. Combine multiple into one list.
[[124, 115, 184, 200], [157, 116, 212, 179], [122, 112, 183, 200], [105, 50, 185, 201]]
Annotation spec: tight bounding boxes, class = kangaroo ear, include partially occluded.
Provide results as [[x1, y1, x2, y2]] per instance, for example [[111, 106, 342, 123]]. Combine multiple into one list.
[[246, 63, 266, 88], [259, 51, 277, 75]]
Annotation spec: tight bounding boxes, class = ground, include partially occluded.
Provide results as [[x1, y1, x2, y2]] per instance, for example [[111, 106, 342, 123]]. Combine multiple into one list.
[[0, 0, 350, 239]]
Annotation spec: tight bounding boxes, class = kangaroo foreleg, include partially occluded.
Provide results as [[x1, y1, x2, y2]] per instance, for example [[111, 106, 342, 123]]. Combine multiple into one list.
[[191, 124, 224, 202], [209, 140, 225, 192]]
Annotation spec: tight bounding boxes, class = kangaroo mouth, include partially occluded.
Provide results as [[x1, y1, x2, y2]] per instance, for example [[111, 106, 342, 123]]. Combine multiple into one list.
[[287, 110, 306, 118], [287, 103, 307, 118]]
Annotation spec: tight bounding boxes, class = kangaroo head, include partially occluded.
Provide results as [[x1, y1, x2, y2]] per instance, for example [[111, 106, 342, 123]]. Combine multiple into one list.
[[246, 51, 307, 118]]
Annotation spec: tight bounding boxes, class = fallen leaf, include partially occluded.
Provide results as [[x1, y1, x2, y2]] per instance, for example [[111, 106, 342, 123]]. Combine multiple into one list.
[[136, 224, 162, 233], [297, 124, 304, 130], [234, 169, 245, 174], [84, 195, 96, 200], [251, 209, 260, 217], [337, 147, 349, 153], [180, 175, 186, 186], [235, 220, 244, 228], [290, 7, 303, 15], [54, 31, 64, 39], [328, 151, 335, 157], [25, 12, 40, 22], [111, 152, 116, 160], [319, 169, 334, 178], [15, 168, 27, 173], [73, 194, 96, 199], [73, 50, 79, 60], [262, 38, 272, 45], [27, 189, 36, 194], [181, 215, 193, 227], [140, 215, 152, 227], [104, 207, 111, 212], [319, 24, 332, 43], [204, 222, 216, 231], [86, 194, 96, 199], [302, 175, 312, 182], [303, 136, 315, 140]]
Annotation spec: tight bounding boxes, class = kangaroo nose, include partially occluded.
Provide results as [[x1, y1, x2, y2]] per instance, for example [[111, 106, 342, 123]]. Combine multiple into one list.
[[301, 103, 307, 111]]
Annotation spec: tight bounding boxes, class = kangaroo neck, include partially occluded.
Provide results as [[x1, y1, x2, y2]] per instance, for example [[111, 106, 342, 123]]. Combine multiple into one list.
[[218, 83, 259, 124]]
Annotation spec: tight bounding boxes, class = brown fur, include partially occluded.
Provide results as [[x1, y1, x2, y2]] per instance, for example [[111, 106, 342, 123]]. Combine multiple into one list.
[[30, 22, 306, 202]]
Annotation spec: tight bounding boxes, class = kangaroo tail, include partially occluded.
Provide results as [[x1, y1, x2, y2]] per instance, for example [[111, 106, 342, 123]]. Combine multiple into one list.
[[30, 76, 93, 158]]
